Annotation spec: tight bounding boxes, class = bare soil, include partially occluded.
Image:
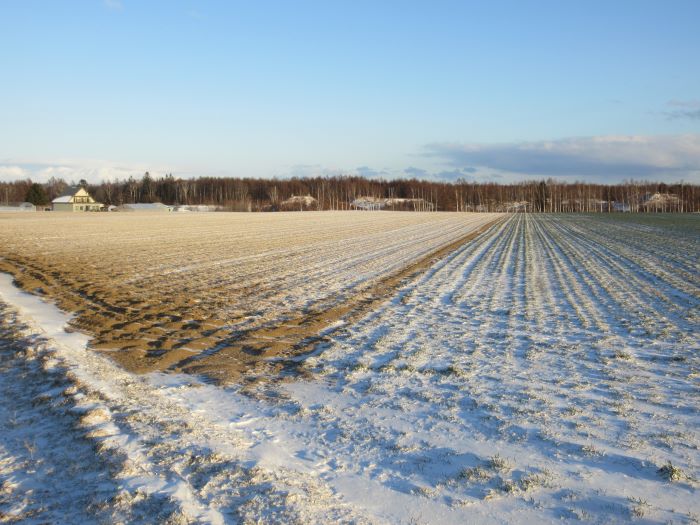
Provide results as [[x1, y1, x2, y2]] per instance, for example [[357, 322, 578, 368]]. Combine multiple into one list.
[[0, 212, 502, 382]]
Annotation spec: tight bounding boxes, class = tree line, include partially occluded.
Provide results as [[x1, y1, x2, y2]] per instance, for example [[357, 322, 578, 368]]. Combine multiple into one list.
[[2, 173, 698, 212]]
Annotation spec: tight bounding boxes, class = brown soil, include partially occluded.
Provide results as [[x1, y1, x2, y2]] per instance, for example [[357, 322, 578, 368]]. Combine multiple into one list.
[[171, 217, 502, 383], [0, 212, 503, 383]]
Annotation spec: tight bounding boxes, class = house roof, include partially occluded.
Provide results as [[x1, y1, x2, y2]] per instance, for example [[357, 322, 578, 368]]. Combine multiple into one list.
[[52, 195, 73, 203], [52, 186, 101, 205], [122, 203, 171, 210], [52, 186, 86, 203], [57, 186, 81, 197]]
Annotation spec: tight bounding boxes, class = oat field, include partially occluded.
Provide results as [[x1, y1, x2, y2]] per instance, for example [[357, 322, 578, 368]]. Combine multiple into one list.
[[0, 212, 698, 524]]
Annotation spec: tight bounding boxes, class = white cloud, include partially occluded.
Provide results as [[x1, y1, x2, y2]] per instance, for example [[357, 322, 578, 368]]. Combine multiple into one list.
[[103, 0, 123, 10], [0, 165, 29, 180], [0, 159, 174, 184], [4, 136, 699, 186], [424, 135, 700, 182]]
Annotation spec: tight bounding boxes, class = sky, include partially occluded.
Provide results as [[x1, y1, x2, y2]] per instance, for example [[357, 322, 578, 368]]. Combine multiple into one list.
[[1, 0, 699, 184]]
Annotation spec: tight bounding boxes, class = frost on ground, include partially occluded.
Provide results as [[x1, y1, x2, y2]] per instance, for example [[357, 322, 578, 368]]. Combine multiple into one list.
[[0, 304, 119, 523], [0, 211, 500, 377], [0, 277, 370, 524], [1, 213, 699, 524]]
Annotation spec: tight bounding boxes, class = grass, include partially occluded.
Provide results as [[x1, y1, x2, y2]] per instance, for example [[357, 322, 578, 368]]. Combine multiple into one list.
[[628, 497, 651, 518], [657, 461, 684, 482], [458, 466, 491, 482], [488, 454, 513, 473]]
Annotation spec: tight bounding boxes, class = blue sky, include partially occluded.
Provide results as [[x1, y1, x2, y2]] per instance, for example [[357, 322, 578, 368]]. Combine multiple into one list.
[[1, 0, 699, 183]]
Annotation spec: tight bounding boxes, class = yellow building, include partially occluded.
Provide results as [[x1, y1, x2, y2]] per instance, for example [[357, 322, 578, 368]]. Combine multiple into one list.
[[52, 187, 103, 212]]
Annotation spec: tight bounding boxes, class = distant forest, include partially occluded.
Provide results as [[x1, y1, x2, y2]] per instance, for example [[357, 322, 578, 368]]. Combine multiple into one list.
[[2, 173, 699, 213]]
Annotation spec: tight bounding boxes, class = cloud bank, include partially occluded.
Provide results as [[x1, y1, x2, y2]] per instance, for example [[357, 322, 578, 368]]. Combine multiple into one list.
[[0, 159, 174, 184], [424, 135, 700, 182], [3, 135, 698, 185]]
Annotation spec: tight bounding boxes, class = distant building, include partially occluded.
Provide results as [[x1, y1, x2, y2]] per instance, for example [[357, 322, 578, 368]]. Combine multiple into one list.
[[173, 204, 220, 212], [350, 196, 434, 211], [52, 187, 103, 212], [504, 201, 529, 212], [280, 195, 318, 211], [0, 202, 36, 213], [641, 192, 681, 212], [119, 202, 173, 212], [351, 197, 385, 210]]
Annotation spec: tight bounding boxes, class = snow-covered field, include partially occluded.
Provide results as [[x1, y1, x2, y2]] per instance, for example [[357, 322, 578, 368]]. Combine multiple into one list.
[[0, 211, 500, 376], [1, 213, 698, 524]]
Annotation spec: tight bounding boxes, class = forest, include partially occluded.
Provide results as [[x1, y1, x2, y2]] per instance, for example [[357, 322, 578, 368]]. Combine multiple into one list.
[[1, 173, 698, 213]]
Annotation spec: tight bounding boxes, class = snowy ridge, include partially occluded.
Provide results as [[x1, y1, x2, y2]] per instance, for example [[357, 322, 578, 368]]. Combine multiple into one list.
[[0, 274, 371, 523], [282, 214, 699, 522]]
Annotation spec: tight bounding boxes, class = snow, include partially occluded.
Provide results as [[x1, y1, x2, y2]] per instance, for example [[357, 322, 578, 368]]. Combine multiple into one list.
[[1, 213, 698, 523], [51, 196, 72, 203], [0, 312, 117, 523], [0, 212, 502, 369], [0, 273, 367, 523], [0, 273, 230, 524]]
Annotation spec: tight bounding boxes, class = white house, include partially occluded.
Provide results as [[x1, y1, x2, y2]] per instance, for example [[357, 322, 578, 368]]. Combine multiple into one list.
[[52, 187, 103, 212]]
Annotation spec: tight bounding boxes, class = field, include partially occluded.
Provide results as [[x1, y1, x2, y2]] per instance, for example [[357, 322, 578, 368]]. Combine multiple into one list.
[[0, 213, 698, 524], [0, 212, 500, 380]]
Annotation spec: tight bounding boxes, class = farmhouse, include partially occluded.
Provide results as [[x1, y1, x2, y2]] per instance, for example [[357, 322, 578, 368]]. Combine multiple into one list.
[[52, 187, 103, 212]]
